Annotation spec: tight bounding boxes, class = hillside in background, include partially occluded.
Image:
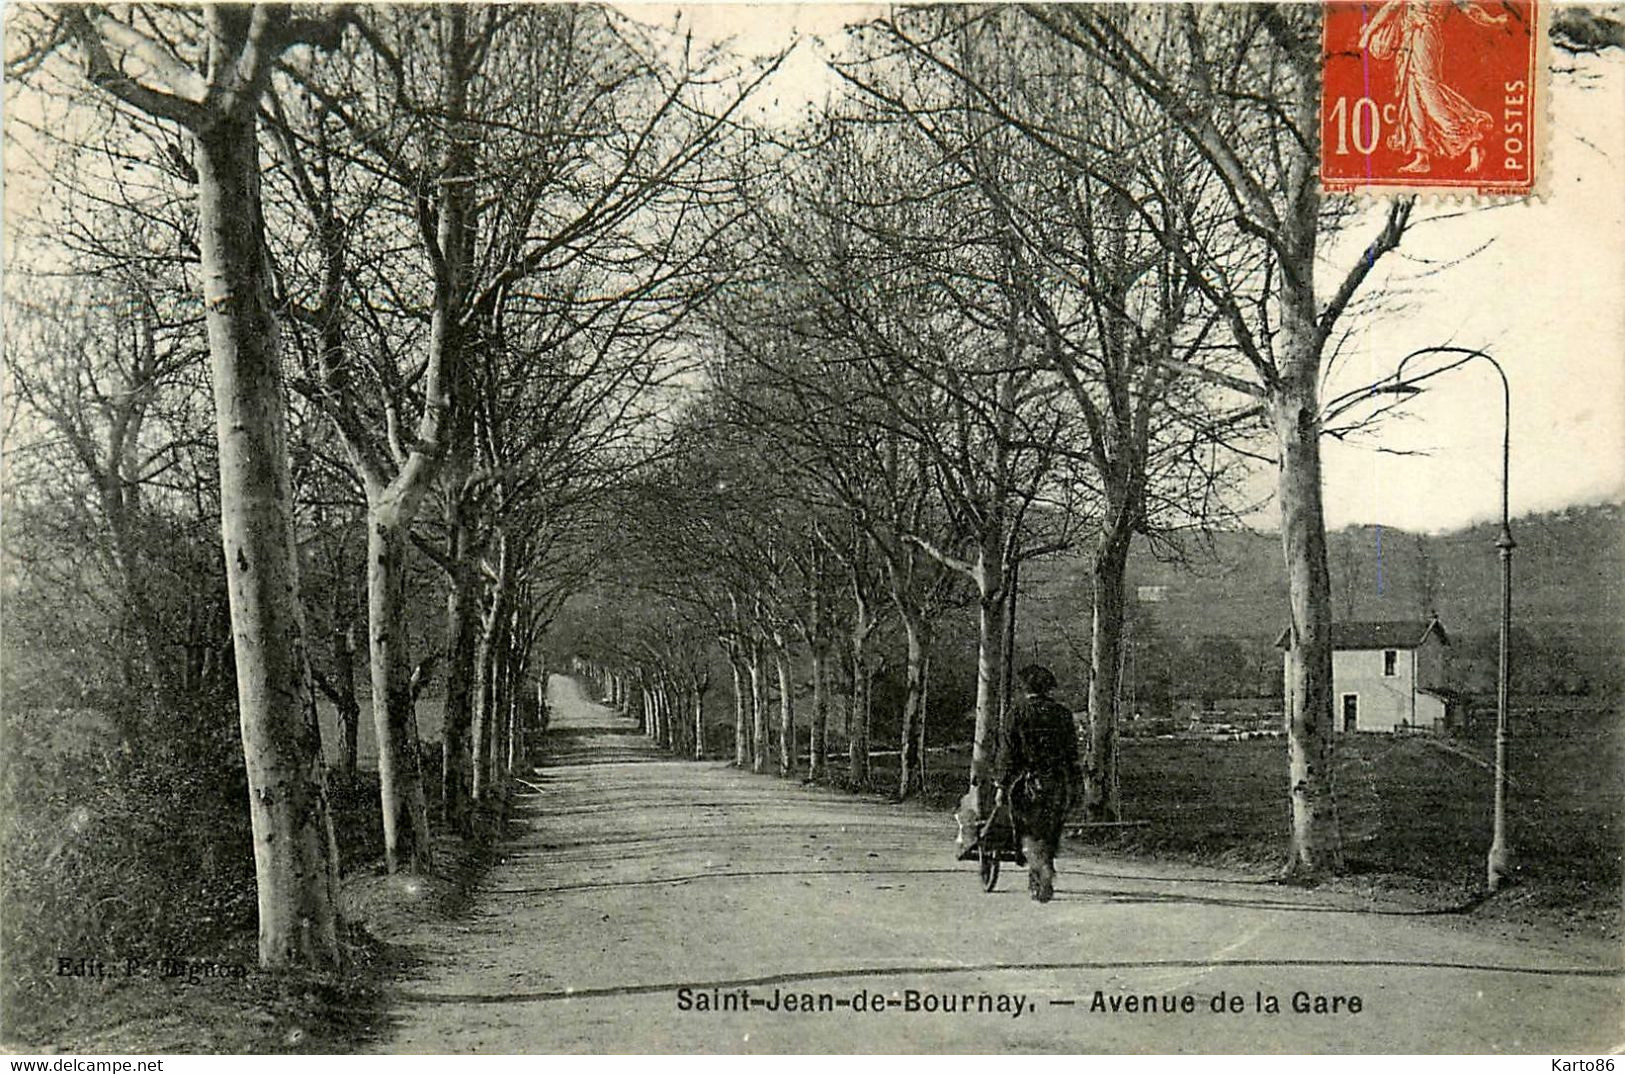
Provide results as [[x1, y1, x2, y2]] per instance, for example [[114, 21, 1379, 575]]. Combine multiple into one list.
[[1013, 501, 1625, 710], [561, 502, 1623, 755]]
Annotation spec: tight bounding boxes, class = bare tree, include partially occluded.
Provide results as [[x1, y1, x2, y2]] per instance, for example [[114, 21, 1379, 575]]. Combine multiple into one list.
[[844, 7, 1258, 819], [42, 2, 348, 967], [736, 107, 1075, 790], [959, 5, 1418, 876], [267, 5, 780, 861]]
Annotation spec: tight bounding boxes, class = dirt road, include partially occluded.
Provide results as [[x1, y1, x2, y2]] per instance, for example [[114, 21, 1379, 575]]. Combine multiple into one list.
[[375, 676, 1622, 1053]]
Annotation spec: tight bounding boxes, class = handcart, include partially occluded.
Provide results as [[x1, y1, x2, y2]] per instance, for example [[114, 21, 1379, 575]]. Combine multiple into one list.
[[955, 787, 1025, 892]]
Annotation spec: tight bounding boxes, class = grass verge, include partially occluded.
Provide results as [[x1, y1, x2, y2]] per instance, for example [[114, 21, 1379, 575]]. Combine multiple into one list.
[[806, 721, 1622, 944], [1, 773, 508, 1054]]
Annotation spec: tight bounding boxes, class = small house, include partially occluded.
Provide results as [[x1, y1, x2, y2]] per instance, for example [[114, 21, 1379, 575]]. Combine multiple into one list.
[[1274, 617, 1451, 733]]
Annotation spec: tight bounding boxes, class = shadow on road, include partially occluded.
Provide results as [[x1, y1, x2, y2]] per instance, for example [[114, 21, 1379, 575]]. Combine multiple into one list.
[[484, 864, 967, 896], [537, 730, 665, 766], [1057, 887, 1493, 918], [374, 675, 1625, 1053]]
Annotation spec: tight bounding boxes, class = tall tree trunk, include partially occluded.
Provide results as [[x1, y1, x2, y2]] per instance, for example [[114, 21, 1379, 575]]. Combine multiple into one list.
[[681, 682, 694, 757], [670, 683, 682, 754], [360, 3, 472, 871], [918, 654, 930, 785], [663, 681, 678, 752], [366, 511, 433, 872], [775, 646, 795, 778], [1275, 62, 1345, 877], [197, 121, 342, 966], [505, 681, 521, 775], [489, 618, 513, 790], [808, 644, 828, 781], [806, 568, 829, 781], [999, 556, 1019, 726], [692, 681, 706, 761], [505, 626, 529, 771], [653, 681, 668, 751], [1276, 373, 1342, 877], [438, 516, 478, 832], [99, 474, 179, 707], [331, 619, 361, 780], [848, 629, 871, 786], [471, 643, 493, 798], [968, 570, 1005, 784], [437, 314, 479, 828], [898, 614, 929, 800], [729, 654, 749, 767], [472, 537, 511, 800], [749, 643, 769, 773], [670, 683, 680, 751], [1084, 530, 1131, 822], [86, 294, 185, 709]]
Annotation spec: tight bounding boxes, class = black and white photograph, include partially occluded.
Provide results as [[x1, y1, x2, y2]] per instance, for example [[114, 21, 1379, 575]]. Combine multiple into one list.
[[1, 0, 1621, 1056]]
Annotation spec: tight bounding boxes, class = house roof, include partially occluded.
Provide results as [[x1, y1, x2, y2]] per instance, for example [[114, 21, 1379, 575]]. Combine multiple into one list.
[[1275, 618, 1448, 651]]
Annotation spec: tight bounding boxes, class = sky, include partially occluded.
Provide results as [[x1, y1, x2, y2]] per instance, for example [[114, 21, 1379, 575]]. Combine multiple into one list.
[[9, 5, 1620, 537], [618, 3, 1625, 535], [1311, 49, 1625, 533]]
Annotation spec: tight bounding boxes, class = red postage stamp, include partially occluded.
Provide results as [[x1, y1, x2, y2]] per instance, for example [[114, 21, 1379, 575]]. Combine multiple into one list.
[[1322, 1, 1543, 196]]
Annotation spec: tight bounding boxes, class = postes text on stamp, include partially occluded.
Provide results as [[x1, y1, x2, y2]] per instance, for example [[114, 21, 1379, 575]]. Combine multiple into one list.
[[1322, 1, 1542, 196]]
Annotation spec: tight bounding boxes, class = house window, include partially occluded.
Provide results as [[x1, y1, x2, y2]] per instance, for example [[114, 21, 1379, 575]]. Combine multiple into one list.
[[1383, 649, 1398, 677], [1342, 694, 1359, 732]]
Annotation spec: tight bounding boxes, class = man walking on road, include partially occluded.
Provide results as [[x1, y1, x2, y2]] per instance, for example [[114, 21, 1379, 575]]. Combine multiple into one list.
[[995, 664, 1083, 903]]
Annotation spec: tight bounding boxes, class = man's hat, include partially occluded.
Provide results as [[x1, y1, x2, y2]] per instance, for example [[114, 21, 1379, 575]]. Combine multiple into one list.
[[1017, 664, 1056, 695]]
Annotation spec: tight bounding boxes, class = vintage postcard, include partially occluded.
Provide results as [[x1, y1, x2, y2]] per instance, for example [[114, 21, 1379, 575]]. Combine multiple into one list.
[[2, 0, 1621, 1058]]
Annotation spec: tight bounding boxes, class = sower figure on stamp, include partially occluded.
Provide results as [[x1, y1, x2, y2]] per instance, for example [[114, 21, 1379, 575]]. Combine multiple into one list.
[[1360, 0, 1508, 174], [994, 664, 1083, 903]]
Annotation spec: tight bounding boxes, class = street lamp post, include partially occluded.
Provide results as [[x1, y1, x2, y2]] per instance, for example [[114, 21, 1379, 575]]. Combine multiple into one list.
[[1487, 373, 1516, 894], [1374, 347, 1515, 893]]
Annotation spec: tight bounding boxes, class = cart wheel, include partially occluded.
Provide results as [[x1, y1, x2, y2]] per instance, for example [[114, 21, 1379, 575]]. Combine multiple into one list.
[[979, 845, 999, 892]]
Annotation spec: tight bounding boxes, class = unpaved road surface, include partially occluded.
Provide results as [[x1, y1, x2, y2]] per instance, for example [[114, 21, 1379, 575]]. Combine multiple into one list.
[[375, 676, 1623, 1053]]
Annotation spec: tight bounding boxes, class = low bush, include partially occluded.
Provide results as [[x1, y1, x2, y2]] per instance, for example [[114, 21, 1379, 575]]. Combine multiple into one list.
[[1, 695, 255, 1035], [1, 694, 390, 1044]]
